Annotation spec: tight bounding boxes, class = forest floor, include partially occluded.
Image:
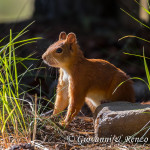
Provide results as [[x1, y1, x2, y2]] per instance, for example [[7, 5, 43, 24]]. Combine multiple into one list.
[[1, 111, 150, 150], [34, 116, 150, 150]]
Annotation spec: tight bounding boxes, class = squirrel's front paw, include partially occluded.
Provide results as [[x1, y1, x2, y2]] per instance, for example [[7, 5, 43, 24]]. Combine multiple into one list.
[[59, 120, 69, 127]]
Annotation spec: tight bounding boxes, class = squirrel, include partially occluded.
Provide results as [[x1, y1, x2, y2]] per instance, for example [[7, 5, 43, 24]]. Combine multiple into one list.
[[42, 32, 135, 126]]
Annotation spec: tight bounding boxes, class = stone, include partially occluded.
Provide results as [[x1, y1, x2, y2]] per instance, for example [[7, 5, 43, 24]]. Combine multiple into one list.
[[94, 101, 150, 142]]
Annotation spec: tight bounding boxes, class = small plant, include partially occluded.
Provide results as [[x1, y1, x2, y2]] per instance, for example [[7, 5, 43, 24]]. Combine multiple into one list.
[[0, 22, 42, 149], [116, 0, 150, 92], [114, 0, 150, 142]]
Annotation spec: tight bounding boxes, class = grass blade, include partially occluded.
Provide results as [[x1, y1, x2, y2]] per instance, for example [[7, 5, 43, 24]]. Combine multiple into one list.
[[143, 47, 150, 90], [134, 0, 150, 15], [123, 52, 150, 59], [119, 35, 150, 43], [113, 77, 149, 94], [120, 8, 150, 30]]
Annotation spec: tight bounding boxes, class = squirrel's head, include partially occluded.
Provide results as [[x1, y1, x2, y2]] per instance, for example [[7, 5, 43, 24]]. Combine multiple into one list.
[[42, 32, 81, 68]]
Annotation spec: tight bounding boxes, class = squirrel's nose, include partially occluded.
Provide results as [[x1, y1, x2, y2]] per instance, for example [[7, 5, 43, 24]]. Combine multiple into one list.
[[42, 54, 46, 60]]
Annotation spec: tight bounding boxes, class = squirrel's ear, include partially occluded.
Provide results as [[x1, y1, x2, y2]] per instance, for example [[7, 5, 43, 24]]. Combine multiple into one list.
[[59, 31, 67, 40], [66, 33, 77, 44]]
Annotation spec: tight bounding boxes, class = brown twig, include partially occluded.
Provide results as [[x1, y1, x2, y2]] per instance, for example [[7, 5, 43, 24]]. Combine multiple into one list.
[[32, 94, 37, 143]]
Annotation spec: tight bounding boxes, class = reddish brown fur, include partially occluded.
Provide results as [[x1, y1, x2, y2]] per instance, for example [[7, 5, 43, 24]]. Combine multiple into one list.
[[141, 101, 150, 105], [42, 32, 135, 126]]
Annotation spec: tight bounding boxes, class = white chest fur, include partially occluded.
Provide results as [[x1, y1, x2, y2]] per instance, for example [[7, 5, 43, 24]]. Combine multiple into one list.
[[59, 69, 69, 99], [62, 69, 69, 81], [59, 69, 69, 85]]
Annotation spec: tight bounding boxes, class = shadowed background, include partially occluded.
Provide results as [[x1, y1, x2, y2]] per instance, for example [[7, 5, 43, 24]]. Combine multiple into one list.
[[0, 0, 150, 104]]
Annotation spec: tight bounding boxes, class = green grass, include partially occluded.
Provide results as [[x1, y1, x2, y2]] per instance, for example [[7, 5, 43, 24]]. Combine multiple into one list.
[[0, 21, 42, 149], [114, 0, 150, 141], [117, 1, 150, 92]]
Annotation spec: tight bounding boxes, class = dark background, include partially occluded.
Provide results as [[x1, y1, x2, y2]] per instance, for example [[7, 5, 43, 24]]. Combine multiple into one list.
[[0, 0, 150, 103]]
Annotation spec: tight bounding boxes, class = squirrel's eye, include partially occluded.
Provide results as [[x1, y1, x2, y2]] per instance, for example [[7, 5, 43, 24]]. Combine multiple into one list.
[[56, 48, 63, 53]]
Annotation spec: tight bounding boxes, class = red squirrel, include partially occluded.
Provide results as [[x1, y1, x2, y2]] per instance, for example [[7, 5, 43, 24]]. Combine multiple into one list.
[[42, 32, 135, 126]]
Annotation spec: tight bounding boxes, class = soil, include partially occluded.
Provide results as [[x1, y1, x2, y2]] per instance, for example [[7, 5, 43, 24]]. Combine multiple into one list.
[[34, 115, 150, 150]]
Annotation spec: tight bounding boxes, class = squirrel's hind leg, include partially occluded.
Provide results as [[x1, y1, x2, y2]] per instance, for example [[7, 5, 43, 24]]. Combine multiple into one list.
[[85, 98, 97, 113]]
